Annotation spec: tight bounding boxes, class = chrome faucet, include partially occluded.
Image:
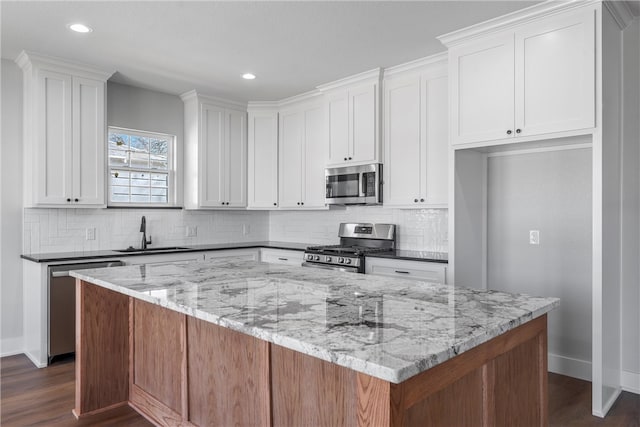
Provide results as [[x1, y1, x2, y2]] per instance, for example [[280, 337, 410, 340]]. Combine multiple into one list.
[[140, 216, 152, 250]]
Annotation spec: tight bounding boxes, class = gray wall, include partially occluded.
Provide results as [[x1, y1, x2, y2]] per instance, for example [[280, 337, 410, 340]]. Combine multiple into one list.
[[486, 147, 592, 365], [1, 59, 24, 354], [621, 18, 640, 379]]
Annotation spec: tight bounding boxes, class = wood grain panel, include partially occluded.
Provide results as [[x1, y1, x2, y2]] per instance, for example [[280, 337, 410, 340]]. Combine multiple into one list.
[[130, 385, 190, 427], [493, 334, 544, 426], [75, 280, 130, 416], [403, 367, 484, 427], [271, 344, 357, 427], [355, 373, 393, 427], [132, 299, 185, 416], [187, 317, 271, 427]]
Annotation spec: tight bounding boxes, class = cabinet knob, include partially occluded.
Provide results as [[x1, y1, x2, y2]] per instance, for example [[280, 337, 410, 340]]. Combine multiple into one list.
[[74, 198, 79, 202], [506, 130, 512, 135], [273, 203, 277, 206], [344, 157, 347, 161], [221, 202, 225, 205], [297, 202, 300, 205], [66, 198, 71, 202], [226, 202, 229, 205], [301, 202, 304, 206], [348, 157, 352, 160], [420, 198, 424, 202], [414, 198, 418, 203], [516, 129, 522, 134]]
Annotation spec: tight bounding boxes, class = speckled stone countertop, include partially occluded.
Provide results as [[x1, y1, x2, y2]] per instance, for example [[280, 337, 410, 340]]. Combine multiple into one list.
[[71, 260, 558, 384]]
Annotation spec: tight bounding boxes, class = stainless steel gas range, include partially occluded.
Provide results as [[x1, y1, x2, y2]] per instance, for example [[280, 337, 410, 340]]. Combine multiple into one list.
[[302, 223, 396, 273]]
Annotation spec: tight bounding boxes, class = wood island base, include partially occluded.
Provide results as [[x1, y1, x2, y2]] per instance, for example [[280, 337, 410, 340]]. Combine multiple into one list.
[[75, 280, 548, 426]]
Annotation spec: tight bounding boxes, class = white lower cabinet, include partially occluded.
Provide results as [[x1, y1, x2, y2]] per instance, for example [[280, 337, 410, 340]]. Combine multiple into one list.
[[365, 257, 447, 284], [204, 248, 260, 262], [260, 248, 304, 266]]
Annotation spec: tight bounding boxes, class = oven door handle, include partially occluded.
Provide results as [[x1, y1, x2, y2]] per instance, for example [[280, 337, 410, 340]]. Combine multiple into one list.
[[301, 262, 360, 273]]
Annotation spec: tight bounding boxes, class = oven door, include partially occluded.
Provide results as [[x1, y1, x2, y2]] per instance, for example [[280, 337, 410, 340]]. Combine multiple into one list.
[[301, 261, 361, 273]]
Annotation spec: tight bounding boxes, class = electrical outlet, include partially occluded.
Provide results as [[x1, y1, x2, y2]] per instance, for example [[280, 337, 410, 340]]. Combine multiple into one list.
[[243, 224, 250, 236], [529, 230, 540, 245], [85, 227, 96, 241], [186, 226, 197, 237]]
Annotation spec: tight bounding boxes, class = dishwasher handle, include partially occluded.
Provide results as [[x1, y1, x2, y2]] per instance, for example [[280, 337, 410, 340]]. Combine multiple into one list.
[[50, 261, 123, 278]]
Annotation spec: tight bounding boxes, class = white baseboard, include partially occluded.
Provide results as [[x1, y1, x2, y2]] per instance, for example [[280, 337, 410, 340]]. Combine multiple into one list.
[[0, 337, 23, 357], [621, 370, 640, 394], [548, 352, 592, 381], [24, 350, 47, 368]]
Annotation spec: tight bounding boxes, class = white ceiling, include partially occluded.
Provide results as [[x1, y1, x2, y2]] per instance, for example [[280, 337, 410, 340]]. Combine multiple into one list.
[[3, 1, 555, 102]]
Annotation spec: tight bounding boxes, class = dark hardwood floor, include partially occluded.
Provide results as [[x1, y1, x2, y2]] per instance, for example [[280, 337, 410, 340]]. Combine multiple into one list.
[[1, 353, 638, 426]]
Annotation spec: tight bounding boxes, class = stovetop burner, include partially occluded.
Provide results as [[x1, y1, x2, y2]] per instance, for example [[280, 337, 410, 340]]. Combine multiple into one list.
[[306, 245, 393, 256]]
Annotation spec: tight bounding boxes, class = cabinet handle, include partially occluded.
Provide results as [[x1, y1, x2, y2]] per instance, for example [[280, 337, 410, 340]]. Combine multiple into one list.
[[66, 198, 71, 202], [516, 129, 522, 134], [278, 257, 288, 261], [506, 130, 512, 135], [420, 198, 424, 202], [395, 270, 410, 274]]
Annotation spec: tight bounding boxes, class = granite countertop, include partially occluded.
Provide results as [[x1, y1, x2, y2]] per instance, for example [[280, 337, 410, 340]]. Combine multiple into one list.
[[21, 241, 448, 264], [20, 241, 311, 263], [71, 260, 558, 384]]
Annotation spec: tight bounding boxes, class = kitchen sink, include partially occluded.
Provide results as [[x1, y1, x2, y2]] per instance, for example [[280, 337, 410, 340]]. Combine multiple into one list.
[[114, 246, 190, 253]]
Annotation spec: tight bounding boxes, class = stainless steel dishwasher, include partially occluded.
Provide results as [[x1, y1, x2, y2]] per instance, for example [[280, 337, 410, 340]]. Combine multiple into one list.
[[48, 260, 123, 363]]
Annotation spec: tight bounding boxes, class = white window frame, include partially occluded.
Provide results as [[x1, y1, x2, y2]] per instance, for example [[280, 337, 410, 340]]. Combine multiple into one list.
[[107, 126, 178, 208]]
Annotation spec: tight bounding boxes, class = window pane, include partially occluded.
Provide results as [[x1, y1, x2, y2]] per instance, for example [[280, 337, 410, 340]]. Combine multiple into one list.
[[109, 149, 129, 167], [149, 138, 168, 155], [151, 188, 167, 197], [109, 133, 129, 148], [130, 135, 149, 152]]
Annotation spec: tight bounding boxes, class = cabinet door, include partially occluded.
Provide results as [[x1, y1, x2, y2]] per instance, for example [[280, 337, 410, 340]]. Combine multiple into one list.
[[326, 91, 349, 165], [302, 105, 327, 208], [200, 103, 225, 207], [383, 75, 422, 207], [278, 110, 303, 208], [350, 83, 378, 163], [450, 33, 515, 145], [248, 112, 279, 208], [72, 77, 105, 206], [515, 8, 595, 136], [36, 69, 73, 205], [226, 110, 247, 207], [423, 73, 448, 206]]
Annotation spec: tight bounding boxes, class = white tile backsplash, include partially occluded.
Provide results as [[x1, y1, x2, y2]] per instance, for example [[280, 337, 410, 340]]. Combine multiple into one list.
[[269, 206, 448, 252], [23, 208, 270, 254], [23, 206, 447, 254]]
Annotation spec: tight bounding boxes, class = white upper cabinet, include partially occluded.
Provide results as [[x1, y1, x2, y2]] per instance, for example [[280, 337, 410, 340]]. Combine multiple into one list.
[[278, 100, 327, 210], [182, 91, 247, 209], [319, 69, 381, 167], [17, 52, 111, 208], [443, 7, 595, 146], [247, 108, 279, 209], [383, 56, 448, 208]]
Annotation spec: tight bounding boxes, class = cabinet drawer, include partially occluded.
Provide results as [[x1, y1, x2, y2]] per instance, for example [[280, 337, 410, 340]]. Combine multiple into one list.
[[365, 258, 446, 283], [204, 248, 260, 262], [260, 248, 303, 266]]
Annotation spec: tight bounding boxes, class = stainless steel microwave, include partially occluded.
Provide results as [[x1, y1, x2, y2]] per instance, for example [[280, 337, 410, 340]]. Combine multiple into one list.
[[325, 163, 382, 205]]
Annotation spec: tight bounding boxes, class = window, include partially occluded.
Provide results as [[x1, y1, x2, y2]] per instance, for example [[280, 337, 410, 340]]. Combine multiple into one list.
[[108, 127, 176, 206]]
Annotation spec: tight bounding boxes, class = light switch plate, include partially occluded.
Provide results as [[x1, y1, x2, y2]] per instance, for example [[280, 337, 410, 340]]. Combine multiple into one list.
[[529, 230, 540, 245]]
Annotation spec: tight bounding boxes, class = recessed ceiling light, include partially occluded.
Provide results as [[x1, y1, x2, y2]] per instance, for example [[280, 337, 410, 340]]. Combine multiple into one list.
[[242, 73, 256, 80], [68, 23, 93, 33]]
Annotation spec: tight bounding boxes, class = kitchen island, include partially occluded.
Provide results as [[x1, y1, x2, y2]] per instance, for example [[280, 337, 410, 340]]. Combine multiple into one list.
[[70, 260, 558, 426]]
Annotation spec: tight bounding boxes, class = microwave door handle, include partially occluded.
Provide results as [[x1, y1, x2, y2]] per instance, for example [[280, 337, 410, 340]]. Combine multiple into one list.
[[360, 172, 366, 197]]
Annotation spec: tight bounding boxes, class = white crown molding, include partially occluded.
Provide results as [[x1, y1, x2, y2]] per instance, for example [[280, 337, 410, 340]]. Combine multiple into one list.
[[15, 50, 115, 81], [437, 0, 601, 47], [277, 88, 322, 107], [246, 101, 280, 112], [604, 1, 635, 29], [316, 68, 382, 93], [180, 89, 247, 110], [383, 52, 447, 77]]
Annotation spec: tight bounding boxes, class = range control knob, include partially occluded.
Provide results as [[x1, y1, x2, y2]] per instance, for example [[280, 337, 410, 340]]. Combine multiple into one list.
[[314, 255, 320, 261], [345, 258, 352, 265], [326, 256, 332, 262], [306, 254, 314, 261], [338, 257, 344, 263]]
